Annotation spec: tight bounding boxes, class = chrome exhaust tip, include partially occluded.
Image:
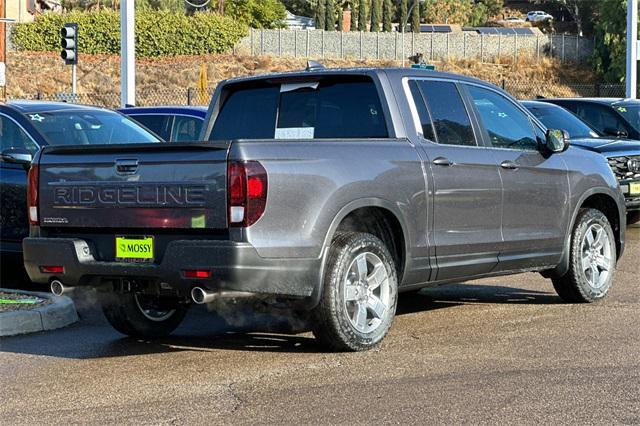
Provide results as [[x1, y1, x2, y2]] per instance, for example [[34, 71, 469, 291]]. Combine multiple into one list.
[[191, 287, 212, 304], [50, 279, 71, 296], [191, 287, 255, 304]]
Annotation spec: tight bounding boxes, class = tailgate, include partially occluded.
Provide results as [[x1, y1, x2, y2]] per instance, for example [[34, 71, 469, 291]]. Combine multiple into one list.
[[38, 143, 229, 230]]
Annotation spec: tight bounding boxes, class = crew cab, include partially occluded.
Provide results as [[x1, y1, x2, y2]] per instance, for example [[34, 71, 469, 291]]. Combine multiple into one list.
[[22, 68, 626, 351]]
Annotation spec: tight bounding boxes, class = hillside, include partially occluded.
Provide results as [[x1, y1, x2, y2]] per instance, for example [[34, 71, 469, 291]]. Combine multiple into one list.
[[5, 51, 600, 106]]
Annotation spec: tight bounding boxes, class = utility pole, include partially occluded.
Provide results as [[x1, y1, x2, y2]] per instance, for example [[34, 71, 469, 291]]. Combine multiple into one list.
[[120, 0, 135, 107], [626, 0, 638, 99]]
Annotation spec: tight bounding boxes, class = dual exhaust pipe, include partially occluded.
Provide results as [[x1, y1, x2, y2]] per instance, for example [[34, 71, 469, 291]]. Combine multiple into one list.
[[50, 279, 251, 304]]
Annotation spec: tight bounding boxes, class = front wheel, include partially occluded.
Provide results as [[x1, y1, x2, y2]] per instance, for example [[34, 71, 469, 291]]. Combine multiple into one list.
[[311, 232, 398, 352], [101, 291, 188, 338], [552, 208, 616, 303]]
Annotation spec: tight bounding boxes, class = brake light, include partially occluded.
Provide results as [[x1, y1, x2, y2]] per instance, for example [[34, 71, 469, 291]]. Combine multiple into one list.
[[27, 164, 39, 225], [228, 161, 268, 227]]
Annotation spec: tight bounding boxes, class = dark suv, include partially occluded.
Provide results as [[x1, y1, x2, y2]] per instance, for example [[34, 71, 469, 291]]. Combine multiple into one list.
[[523, 100, 640, 225]]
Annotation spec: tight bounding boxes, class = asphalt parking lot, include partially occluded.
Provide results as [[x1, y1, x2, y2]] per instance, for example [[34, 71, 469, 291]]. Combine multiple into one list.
[[1, 225, 638, 425]]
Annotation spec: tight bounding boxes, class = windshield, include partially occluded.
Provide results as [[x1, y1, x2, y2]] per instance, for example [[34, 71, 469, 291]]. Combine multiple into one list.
[[613, 104, 640, 133], [25, 110, 161, 146], [525, 105, 599, 139]]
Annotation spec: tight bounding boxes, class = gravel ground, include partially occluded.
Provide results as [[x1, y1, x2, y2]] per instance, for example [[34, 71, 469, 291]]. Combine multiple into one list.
[[0, 292, 50, 313]]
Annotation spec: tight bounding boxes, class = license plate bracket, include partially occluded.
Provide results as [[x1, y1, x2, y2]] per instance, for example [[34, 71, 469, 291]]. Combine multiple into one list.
[[115, 236, 154, 263]]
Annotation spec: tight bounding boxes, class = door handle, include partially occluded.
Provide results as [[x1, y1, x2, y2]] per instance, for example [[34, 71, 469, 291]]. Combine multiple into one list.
[[432, 157, 453, 167], [500, 160, 518, 170]]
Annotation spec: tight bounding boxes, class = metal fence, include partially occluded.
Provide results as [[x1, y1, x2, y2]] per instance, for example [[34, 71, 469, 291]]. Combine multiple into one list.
[[237, 29, 595, 64], [15, 82, 627, 109]]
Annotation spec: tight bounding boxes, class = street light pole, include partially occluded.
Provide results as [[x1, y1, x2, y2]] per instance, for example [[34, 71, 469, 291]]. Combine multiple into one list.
[[120, 0, 135, 107], [626, 0, 638, 99]]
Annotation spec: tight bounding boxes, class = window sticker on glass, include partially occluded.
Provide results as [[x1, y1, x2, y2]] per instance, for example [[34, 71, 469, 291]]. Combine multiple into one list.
[[29, 114, 45, 122], [274, 127, 315, 139]]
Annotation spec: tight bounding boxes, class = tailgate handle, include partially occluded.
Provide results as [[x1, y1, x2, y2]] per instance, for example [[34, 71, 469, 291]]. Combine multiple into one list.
[[115, 159, 139, 175]]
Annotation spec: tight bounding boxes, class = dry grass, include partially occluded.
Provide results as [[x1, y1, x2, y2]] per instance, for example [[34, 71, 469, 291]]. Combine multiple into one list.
[[5, 51, 598, 100]]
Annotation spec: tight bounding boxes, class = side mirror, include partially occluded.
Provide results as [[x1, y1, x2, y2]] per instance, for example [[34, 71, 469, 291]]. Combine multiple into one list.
[[1, 148, 33, 166], [544, 129, 569, 153], [603, 127, 627, 138]]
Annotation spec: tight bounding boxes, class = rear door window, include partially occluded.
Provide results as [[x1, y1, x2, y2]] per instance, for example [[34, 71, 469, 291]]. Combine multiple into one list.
[[129, 114, 172, 141], [210, 76, 388, 140], [172, 115, 204, 142], [0, 114, 38, 153], [414, 80, 476, 146]]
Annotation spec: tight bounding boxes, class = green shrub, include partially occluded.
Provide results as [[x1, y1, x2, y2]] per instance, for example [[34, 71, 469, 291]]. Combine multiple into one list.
[[11, 10, 247, 57]]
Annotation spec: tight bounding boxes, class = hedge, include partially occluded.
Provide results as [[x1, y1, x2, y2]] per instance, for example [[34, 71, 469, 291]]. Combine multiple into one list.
[[11, 10, 247, 57]]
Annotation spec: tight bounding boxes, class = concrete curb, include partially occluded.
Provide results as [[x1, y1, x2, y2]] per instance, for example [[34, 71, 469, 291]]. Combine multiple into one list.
[[0, 289, 78, 337]]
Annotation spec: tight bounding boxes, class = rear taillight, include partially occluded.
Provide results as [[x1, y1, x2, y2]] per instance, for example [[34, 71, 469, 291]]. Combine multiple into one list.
[[228, 160, 268, 227], [27, 164, 39, 225]]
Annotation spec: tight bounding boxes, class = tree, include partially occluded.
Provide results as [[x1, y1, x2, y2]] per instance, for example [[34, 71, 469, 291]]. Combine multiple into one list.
[[411, 0, 420, 32], [476, 0, 502, 17], [592, 0, 629, 83], [315, 0, 326, 29], [370, 0, 382, 32], [325, 0, 336, 29], [423, 0, 472, 25], [543, 0, 595, 36], [382, 0, 393, 31], [225, 0, 287, 28], [357, 0, 367, 31], [350, 1, 358, 30], [399, 0, 408, 31], [281, 0, 315, 17]]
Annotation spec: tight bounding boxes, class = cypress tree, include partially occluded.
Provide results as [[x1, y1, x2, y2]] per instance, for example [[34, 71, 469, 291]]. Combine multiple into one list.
[[370, 0, 381, 32], [316, 0, 326, 30], [411, 0, 419, 33], [357, 0, 367, 31], [350, 2, 358, 31], [399, 0, 408, 32], [325, 0, 335, 30], [337, 3, 343, 31], [382, 0, 393, 32]]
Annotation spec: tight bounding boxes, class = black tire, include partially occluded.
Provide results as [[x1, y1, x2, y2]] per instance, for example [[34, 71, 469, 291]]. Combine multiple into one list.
[[311, 232, 398, 352], [552, 208, 616, 303], [627, 211, 640, 225], [101, 292, 188, 338]]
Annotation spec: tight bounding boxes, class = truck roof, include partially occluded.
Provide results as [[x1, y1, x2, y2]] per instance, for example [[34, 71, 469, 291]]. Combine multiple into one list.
[[222, 67, 499, 90]]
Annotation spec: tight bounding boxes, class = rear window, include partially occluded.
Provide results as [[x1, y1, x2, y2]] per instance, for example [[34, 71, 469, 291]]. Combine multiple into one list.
[[26, 110, 161, 146], [210, 76, 388, 140]]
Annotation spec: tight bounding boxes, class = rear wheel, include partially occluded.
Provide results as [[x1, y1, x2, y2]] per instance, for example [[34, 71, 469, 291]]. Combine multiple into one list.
[[627, 211, 640, 225], [101, 291, 188, 338], [552, 208, 616, 303], [311, 232, 398, 352]]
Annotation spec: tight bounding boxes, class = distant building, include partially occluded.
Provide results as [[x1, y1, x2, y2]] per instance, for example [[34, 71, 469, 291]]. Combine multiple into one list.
[[284, 10, 314, 30]]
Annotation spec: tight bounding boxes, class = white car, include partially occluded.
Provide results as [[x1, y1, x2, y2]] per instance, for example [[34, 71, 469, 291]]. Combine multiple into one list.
[[502, 16, 526, 24], [526, 11, 553, 22]]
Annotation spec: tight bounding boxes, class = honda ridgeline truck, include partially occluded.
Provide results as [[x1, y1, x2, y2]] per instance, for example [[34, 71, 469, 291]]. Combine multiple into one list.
[[23, 67, 626, 351]]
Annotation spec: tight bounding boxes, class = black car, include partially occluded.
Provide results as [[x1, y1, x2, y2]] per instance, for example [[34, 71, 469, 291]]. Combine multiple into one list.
[[523, 100, 640, 224], [0, 101, 161, 277], [538, 97, 640, 139]]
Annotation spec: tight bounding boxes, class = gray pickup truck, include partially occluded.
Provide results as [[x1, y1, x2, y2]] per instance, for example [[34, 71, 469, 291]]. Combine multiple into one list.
[[23, 67, 626, 351]]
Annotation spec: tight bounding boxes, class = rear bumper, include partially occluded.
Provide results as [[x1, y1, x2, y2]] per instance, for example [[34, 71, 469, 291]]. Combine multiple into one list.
[[23, 238, 320, 298]]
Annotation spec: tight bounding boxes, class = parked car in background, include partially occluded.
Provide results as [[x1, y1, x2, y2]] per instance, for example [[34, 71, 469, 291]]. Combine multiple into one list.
[[501, 16, 526, 24], [526, 11, 553, 22], [23, 68, 626, 351], [523, 100, 640, 225], [539, 98, 640, 140], [119, 106, 207, 142], [0, 101, 161, 275]]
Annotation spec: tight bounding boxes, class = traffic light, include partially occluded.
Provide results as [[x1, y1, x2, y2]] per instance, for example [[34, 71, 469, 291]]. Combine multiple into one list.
[[60, 23, 78, 65]]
